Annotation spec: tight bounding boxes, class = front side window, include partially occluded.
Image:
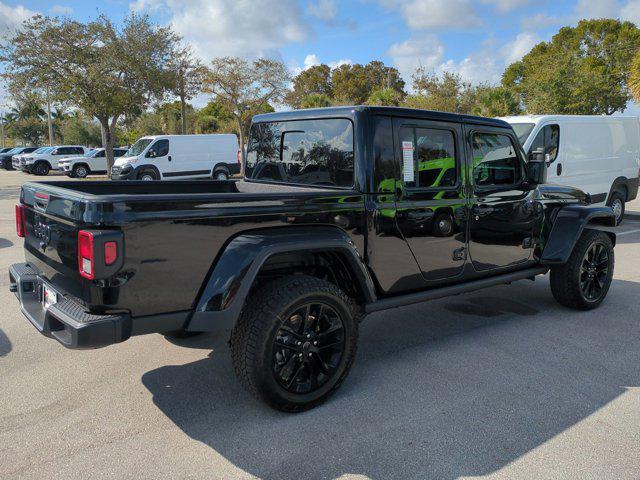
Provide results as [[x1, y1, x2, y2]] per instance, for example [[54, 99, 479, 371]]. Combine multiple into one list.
[[246, 118, 354, 188], [147, 139, 169, 158], [472, 132, 521, 187], [529, 124, 559, 163], [399, 127, 457, 189]]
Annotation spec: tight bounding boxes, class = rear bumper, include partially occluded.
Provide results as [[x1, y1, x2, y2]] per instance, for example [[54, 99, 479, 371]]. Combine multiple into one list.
[[9, 263, 131, 349]]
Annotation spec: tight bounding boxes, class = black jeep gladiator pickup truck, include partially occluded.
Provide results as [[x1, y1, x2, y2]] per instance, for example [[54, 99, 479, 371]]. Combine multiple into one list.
[[9, 106, 616, 411]]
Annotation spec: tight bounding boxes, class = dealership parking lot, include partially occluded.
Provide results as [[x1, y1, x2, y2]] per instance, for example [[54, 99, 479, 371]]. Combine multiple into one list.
[[1, 170, 639, 480]]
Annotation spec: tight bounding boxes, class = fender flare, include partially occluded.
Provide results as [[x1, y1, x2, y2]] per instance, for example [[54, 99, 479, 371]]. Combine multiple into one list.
[[607, 176, 629, 203], [186, 226, 376, 332], [212, 162, 230, 174], [540, 205, 616, 264], [132, 164, 161, 180]]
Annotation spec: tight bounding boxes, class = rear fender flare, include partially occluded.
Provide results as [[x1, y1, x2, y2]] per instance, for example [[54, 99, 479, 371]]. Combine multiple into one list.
[[540, 205, 616, 264], [186, 227, 376, 332], [607, 176, 629, 203]]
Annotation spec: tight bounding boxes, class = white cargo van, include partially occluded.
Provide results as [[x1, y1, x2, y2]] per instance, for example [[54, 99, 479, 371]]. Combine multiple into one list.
[[502, 115, 640, 224], [110, 134, 239, 181]]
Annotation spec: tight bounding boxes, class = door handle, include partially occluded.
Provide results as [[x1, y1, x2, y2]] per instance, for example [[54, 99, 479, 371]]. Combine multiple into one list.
[[556, 163, 562, 176], [168, 156, 172, 162]]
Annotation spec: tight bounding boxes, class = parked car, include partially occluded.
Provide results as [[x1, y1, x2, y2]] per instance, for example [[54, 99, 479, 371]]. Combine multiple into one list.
[[502, 115, 640, 225], [0, 147, 13, 155], [59, 148, 128, 178], [14, 147, 51, 171], [110, 134, 239, 181], [1, 146, 38, 170], [10, 106, 617, 412], [22, 145, 90, 175]]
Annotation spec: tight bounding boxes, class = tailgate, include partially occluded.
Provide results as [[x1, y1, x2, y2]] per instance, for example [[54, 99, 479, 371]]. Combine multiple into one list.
[[20, 183, 90, 299]]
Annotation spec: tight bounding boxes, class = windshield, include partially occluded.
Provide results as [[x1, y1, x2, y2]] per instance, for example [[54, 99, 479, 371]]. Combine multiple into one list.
[[127, 138, 153, 156], [6, 148, 22, 154], [510, 123, 536, 146], [33, 147, 52, 154], [245, 118, 354, 188], [86, 149, 102, 157]]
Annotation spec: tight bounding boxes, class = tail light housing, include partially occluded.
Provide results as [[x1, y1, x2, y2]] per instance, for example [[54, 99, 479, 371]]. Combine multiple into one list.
[[78, 230, 124, 280], [15, 204, 26, 238]]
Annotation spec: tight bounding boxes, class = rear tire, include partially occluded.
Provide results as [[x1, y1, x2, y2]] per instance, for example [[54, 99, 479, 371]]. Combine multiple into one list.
[[550, 229, 614, 310], [607, 190, 625, 226], [213, 169, 229, 180], [230, 275, 359, 412]]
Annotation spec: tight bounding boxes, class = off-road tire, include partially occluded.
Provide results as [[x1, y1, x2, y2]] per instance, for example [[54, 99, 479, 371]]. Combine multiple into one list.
[[230, 275, 359, 412], [607, 190, 625, 226], [550, 229, 614, 310]]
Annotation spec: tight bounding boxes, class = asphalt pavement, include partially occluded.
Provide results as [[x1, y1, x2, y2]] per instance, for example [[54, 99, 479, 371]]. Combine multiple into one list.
[[1, 170, 639, 480]]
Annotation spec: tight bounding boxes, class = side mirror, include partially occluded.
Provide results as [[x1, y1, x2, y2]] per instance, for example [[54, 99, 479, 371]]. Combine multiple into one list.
[[527, 148, 547, 185]]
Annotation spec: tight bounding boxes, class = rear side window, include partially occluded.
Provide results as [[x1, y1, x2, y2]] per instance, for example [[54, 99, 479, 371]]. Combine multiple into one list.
[[246, 118, 354, 188], [529, 124, 559, 163], [399, 127, 457, 189], [472, 132, 521, 187]]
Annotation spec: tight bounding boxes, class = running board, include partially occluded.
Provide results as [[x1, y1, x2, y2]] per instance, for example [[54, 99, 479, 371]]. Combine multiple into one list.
[[366, 266, 549, 314]]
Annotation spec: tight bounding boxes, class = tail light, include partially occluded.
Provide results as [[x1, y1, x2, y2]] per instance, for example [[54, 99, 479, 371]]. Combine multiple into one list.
[[77, 230, 124, 280], [78, 230, 95, 279], [15, 204, 26, 238]]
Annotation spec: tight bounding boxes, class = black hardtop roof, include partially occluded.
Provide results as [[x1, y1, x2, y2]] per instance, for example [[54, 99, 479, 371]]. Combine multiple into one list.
[[252, 105, 510, 128]]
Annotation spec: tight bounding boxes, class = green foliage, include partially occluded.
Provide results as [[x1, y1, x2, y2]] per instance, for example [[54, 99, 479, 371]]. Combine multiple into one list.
[[286, 65, 332, 108], [366, 88, 404, 106], [332, 61, 405, 104], [300, 93, 332, 109], [5, 95, 46, 145], [404, 69, 477, 113], [60, 115, 103, 146], [472, 86, 522, 117], [503, 19, 640, 115]]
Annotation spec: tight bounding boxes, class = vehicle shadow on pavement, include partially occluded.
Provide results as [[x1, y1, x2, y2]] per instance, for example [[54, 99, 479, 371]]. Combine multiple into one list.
[[142, 279, 640, 480], [0, 328, 12, 357]]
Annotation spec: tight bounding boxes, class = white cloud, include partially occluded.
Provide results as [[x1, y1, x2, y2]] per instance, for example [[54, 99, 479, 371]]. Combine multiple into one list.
[[500, 32, 540, 65], [387, 35, 445, 81], [574, 0, 621, 19], [139, 0, 308, 59], [482, 0, 531, 13], [290, 54, 352, 76], [0, 1, 35, 33], [621, 1, 640, 23], [381, 0, 482, 29], [521, 12, 560, 31], [50, 4, 73, 15], [307, 0, 337, 20]]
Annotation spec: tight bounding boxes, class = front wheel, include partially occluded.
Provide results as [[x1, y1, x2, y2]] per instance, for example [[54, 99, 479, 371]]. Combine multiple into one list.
[[213, 169, 229, 181], [138, 170, 158, 181], [230, 276, 359, 412], [72, 164, 89, 178], [32, 162, 50, 176], [550, 229, 614, 310]]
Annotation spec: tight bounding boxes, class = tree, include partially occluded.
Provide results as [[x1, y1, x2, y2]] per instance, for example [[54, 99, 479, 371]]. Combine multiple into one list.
[[5, 94, 46, 145], [286, 64, 332, 108], [194, 100, 235, 134], [503, 19, 640, 115], [60, 114, 103, 146], [300, 93, 332, 108], [202, 56, 290, 168], [331, 61, 405, 105], [366, 88, 404, 106], [169, 46, 206, 134], [2, 14, 181, 173], [404, 69, 476, 113], [471, 86, 522, 117]]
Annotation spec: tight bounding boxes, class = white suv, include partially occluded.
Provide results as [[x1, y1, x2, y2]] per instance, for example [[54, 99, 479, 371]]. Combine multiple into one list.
[[59, 147, 128, 178], [23, 145, 89, 175]]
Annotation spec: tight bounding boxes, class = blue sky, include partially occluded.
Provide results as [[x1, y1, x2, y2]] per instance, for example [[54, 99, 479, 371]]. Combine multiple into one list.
[[2, 1, 640, 95]]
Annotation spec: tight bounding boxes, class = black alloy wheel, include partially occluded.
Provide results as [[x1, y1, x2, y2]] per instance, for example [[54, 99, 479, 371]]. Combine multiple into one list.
[[579, 241, 610, 302], [272, 302, 345, 394]]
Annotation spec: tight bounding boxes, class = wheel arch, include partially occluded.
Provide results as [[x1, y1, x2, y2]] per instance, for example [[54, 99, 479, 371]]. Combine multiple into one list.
[[73, 162, 90, 172], [607, 176, 629, 203], [133, 164, 161, 179], [186, 226, 376, 332], [540, 205, 616, 265], [212, 162, 230, 174]]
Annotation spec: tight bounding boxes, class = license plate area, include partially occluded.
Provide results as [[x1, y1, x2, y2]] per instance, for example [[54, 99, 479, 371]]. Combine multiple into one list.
[[42, 283, 58, 310]]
